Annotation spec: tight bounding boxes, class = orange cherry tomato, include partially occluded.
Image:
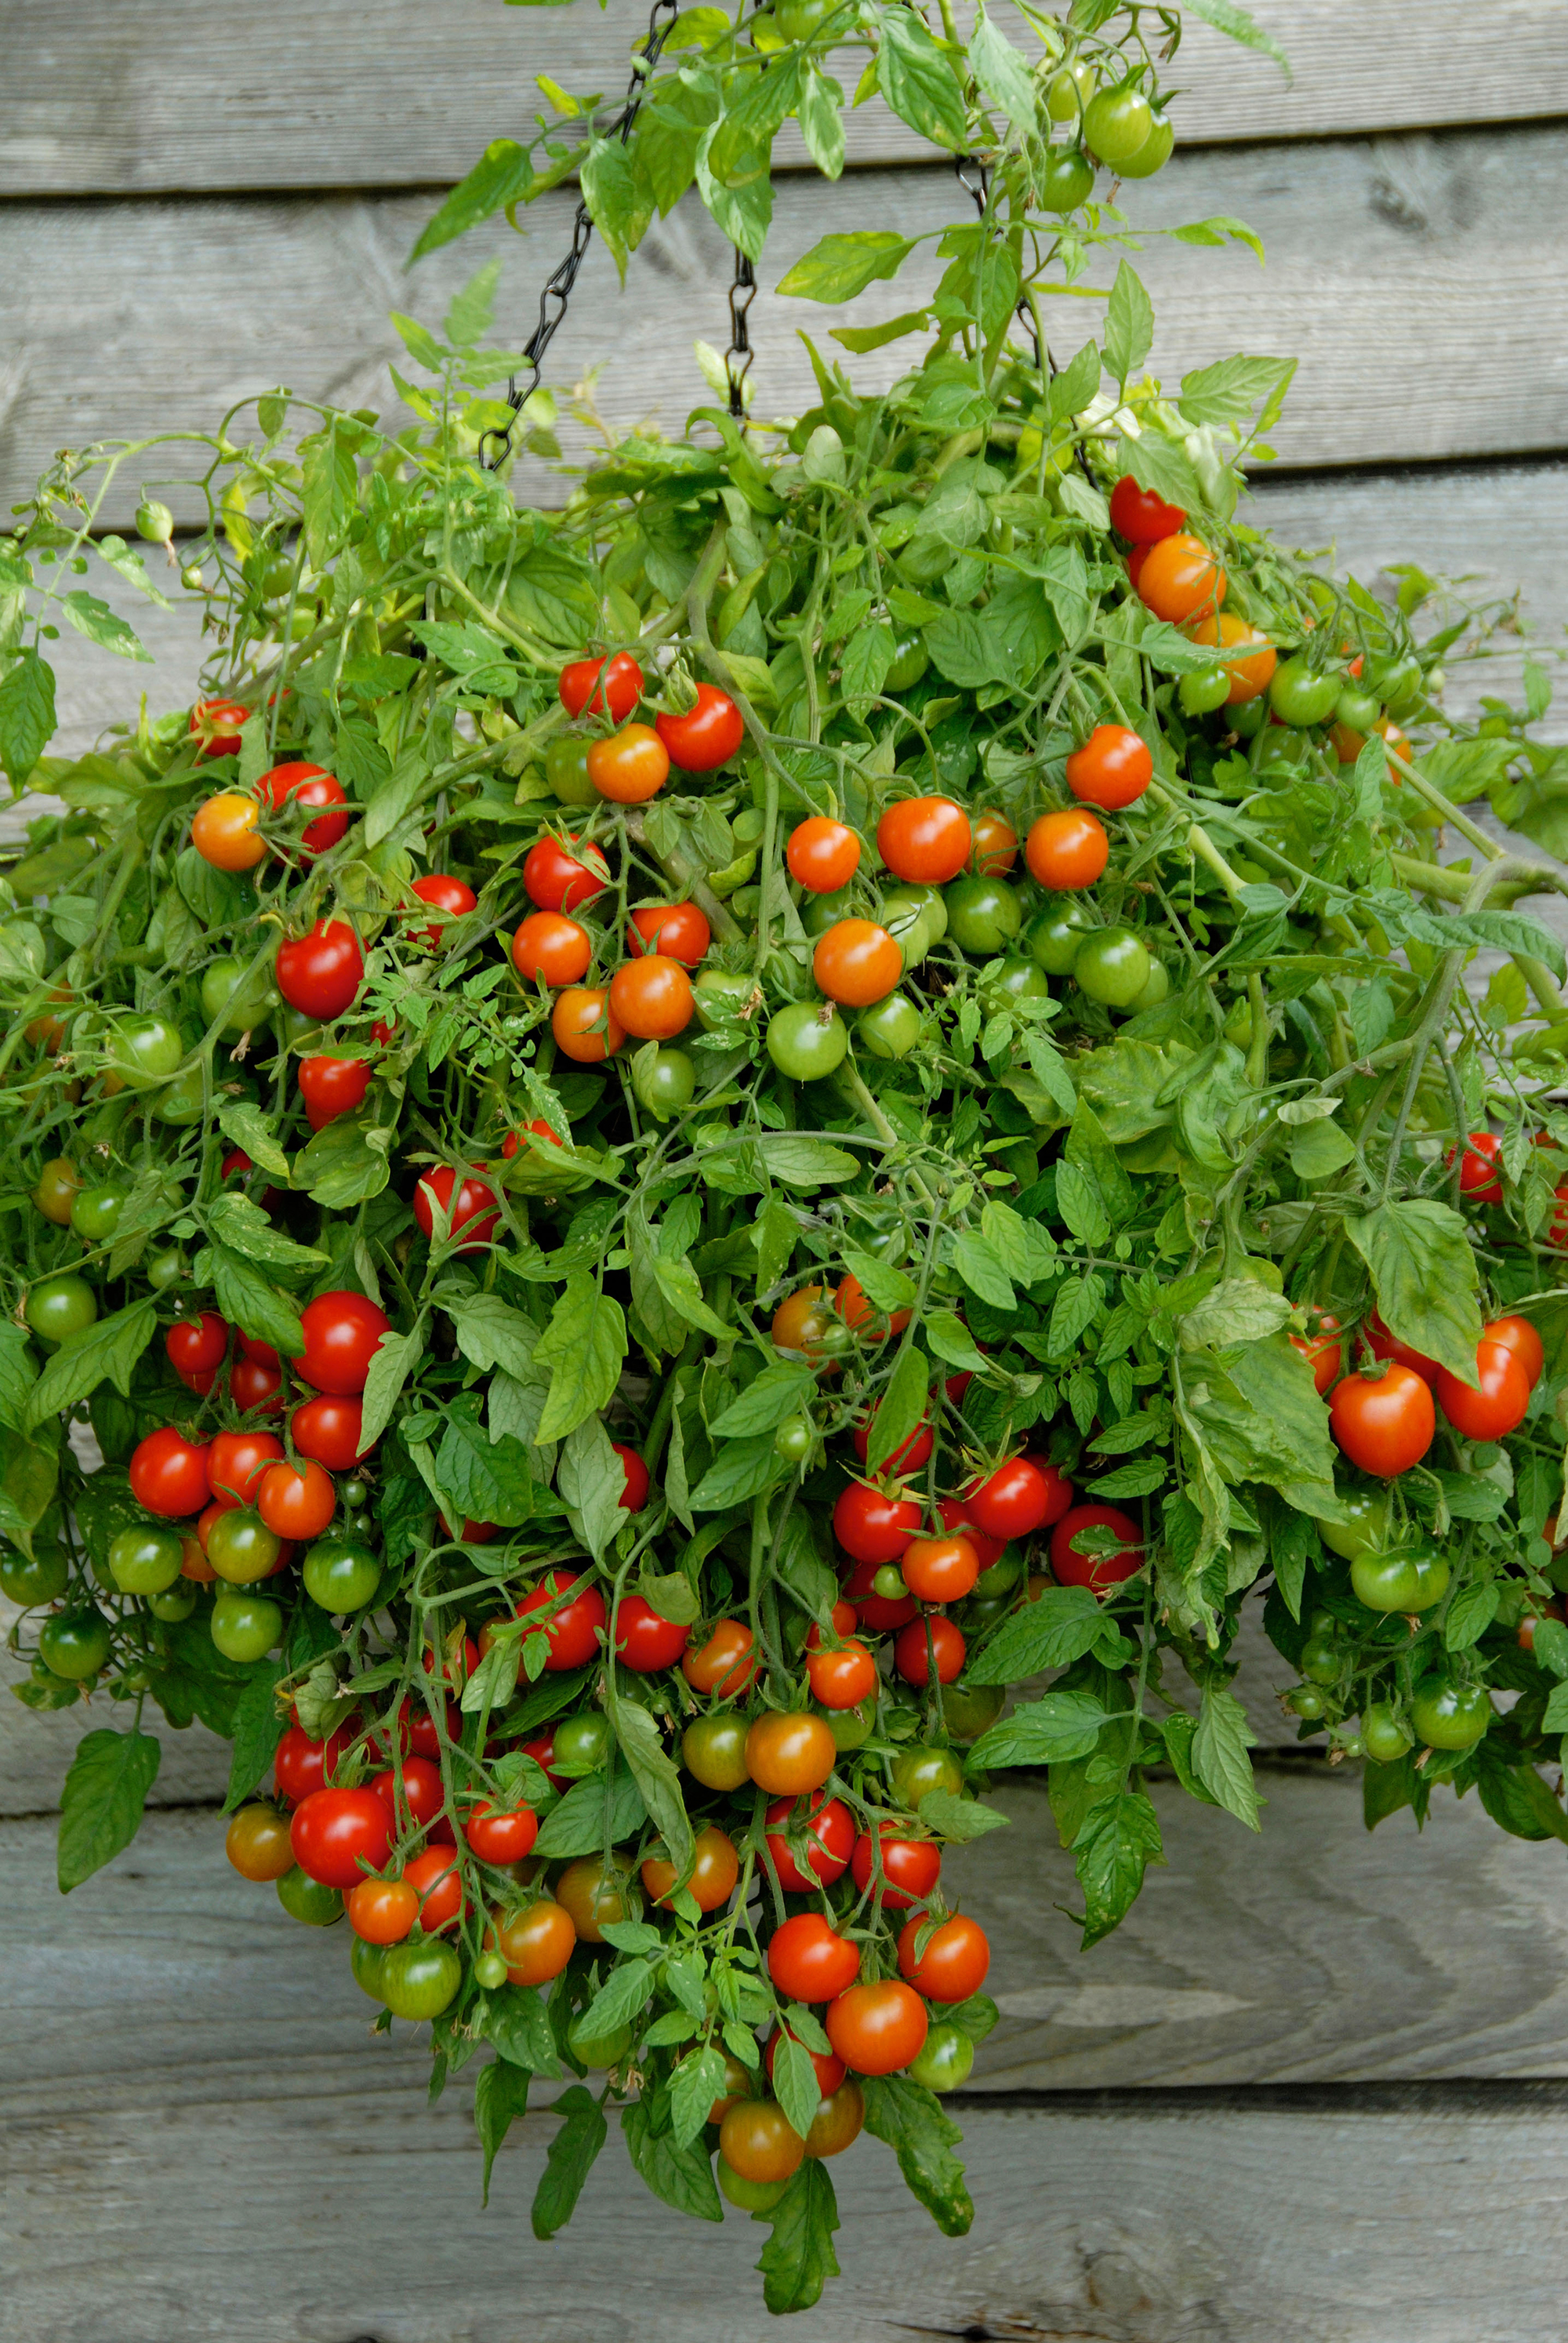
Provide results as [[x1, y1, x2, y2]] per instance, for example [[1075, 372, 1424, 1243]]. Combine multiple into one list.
[[512, 911, 592, 987], [812, 918, 902, 1008], [771, 1286, 837, 1358], [719, 2099, 804, 2185], [1065, 724, 1152, 810], [608, 954, 694, 1040], [806, 1638, 878, 1709], [838, 1270, 910, 1339], [900, 1534, 980, 1604], [487, 1898, 577, 1986], [969, 809, 1018, 874], [552, 986, 625, 1063], [825, 1978, 929, 2076], [1137, 532, 1226, 624], [257, 1457, 336, 1541], [1187, 611, 1276, 704], [224, 1804, 295, 1881], [1486, 1314, 1544, 1389], [788, 817, 862, 893], [347, 1875, 419, 1945], [877, 796, 972, 885], [191, 793, 265, 871], [641, 1823, 740, 1912], [627, 901, 710, 967], [681, 1618, 757, 1697], [746, 1710, 837, 1796], [1025, 808, 1109, 891], [586, 723, 670, 804]]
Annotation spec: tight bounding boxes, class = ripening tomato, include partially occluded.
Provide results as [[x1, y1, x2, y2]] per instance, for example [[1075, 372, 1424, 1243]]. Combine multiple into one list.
[[1449, 1131, 1503, 1205], [165, 1313, 228, 1391], [488, 1898, 577, 1986], [274, 921, 364, 1019], [1291, 1315, 1344, 1397], [464, 1798, 539, 1865], [260, 761, 348, 858], [627, 900, 710, 966], [833, 1481, 920, 1564], [851, 1825, 941, 1909], [409, 872, 477, 946], [289, 1785, 392, 1889], [130, 1427, 212, 1517], [369, 1756, 445, 1829], [552, 986, 624, 1063], [851, 1407, 932, 1476], [1435, 1339, 1533, 1440], [655, 683, 744, 772], [768, 1912, 861, 2003], [805, 1636, 878, 1709], [642, 1823, 740, 1912], [765, 2024, 846, 2101], [523, 833, 608, 914], [588, 722, 670, 803], [614, 1593, 690, 1673], [764, 1793, 855, 1891], [838, 1272, 910, 1340], [1486, 1315, 1544, 1389], [1187, 611, 1276, 704], [207, 1428, 284, 1507], [1051, 1502, 1144, 1594], [877, 796, 972, 885], [292, 1291, 391, 1395], [559, 650, 643, 723], [900, 1535, 979, 1604], [1138, 532, 1225, 624], [771, 1286, 844, 1360], [1065, 725, 1152, 811], [933, 1497, 1004, 1570], [226, 1804, 296, 1882], [258, 1458, 336, 1541], [893, 1614, 967, 1685], [746, 1710, 837, 1796], [1025, 807, 1109, 891], [290, 1394, 369, 1472], [897, 1911, 989, 2002], [298, 1054, 371, 1132], [403, 1845, 466, 1931], [274, 1722, 350, 1804], [826, 1979, 929, 2076], [788, 817, 862, 893], [414, 1166, 501, 1251], [1362, 1312, 1439, 1384], [966, 1457, 1052, 1539], [191, 792, 264, 870], [841, 1550, 918, 1631], [720, 2101, 805, 2186], [1330, 1364, 1435, 1477], [515, 1570, 606, 1669], [813, 919, 902, 1008], [682, 1618, 757, 1697], [191, 696, 249, 758], [1109, 475, 1185, 543], [512, 911, 592, 987], [967, 808, 1018, 875], [608, 954, 694, 1040], [347, 1876, 419, 1945]]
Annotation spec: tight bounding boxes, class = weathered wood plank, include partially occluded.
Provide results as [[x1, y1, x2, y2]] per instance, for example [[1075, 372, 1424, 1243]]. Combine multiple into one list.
[[3, 125, 1568, 519], [2, 0, 1566, 196]]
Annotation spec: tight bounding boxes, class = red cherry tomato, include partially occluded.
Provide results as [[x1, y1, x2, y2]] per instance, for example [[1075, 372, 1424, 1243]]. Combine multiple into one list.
[[559, 650, 643, 723], [258, 1458, 336, 1541], [612, 1442, 650, 1511], [410, 873, 477, 946], [465, 1798, 539, 1864], [787, 818, 862, 894], [289, 1785, 392, 1889], [764, 1793, 855, 1891], [129, 1428, 212, 1517], [813, 919, 902, 1009], [1330, 1364, 1435, 1477], [892, 1615, 966, 1685], [165, 1314, 229, 1390], [900, 1535, 979, 1604], [207, 1429, 285, 1507], [291, 1291, 391, 1395], [826, 1979, 929, 2076], [897, 1911, 990, 2003], [190, 697, 249, 758], [274, 1723, 349, 1804], [767, 1912, 861, 2003], [369, 1756, 445, 1829], [1435, 1339, 1533, 1440], [935, 1495, 1006, 1571], [1022, 1457, 1074, 1527], [297, 1054, 371, 1132], [877, 796, 971, 885], [614, 1593, 690, 1673], [1025, 807, 1109, 891], [655, 683, 745, 772], [1486, 1315, 1544, 1389], [833, 1482, 920, 1565], [260, 761, 348, 859], [523, 833, 608, 914], [1362, 1313, 1439, 1385], [290, 1394, 370, 1472], [1109, 476, 1186, 543], [1291, 1315, 1345, 1397], [515, 1570, 606, 1670], [1448, 1130, 1503, 1206], [522, 1732, 568, 1793], [1065, 724, 1152, 812], [552, 986, 625, 1063], [851, 1825, 941, 1909], [512, 911, 592, 988], [1051, 1503, 1145, 1595], [274, 920, 364, 1019], [414, 1166, 501, 1252], [805, 1636, 878, 1709], [402, 1845, 466, 1932], [965, 1456, 1053, 1539], [230, 1357, 285, 1415], [608, 954, 694, 1041]]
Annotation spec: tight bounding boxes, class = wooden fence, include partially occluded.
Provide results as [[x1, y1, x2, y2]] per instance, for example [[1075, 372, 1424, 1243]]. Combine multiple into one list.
[[4, 2, 1568, 2333]]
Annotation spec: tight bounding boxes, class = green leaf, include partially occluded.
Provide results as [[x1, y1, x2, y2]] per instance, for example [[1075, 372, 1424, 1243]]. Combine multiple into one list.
[[608, 1689, 692, 1876], [969, 8, 1039, 128], [1102, 261, 1155, 385], [445, 257, 502, 347], [579, 1956, 655, 2043], [532, 2085, 608, 2239], [201, 1244, 305, 1360], [216, 1101, 291, 1180], [797, 62, 846, 179], [1475, 1750, 1568, 1846], [357, 1319, 427, 1454], [968, 1586, 1109, 1684], [412, 138, 533, 260], [205, 1192, 325, 1277], [708, 1362, 816, 1438], [1444, 1578, 1501, 1652], [876, 4, 967, 147], [0, 648, 56, 784], [969, 1690, 1112, 1767], [24, 1298, 157, 1430], [831, 308, 931, 355], [559, 1415, 626, 1561], [770, 2030, 823, 2145], [57, 1727, 162, 1891], [434, 1408, 538, 1527], [758, 2160, 842, 2314], [91, 534, 172, 609], [777, 231, 912, 302], [622, 2094, 724, 2218], [837, 1248, 918, 1313], [1178, 1278, 1293, 1349], [687, 1433, 782, 1510], [1184, 1335, 1338, 1510], [1181, 0, 1292, 73], [301, 427, 358, 568], [1122, 432, 1203, 514], [1344, 1200, 1483, 1386], [757, 1135, 859, 1186], [1178, 354, 1296, 429], [533, 1270, 628, 1442], [1192, 1684, 1260, 1829], [222, 1662, 285, 1814], [923, 1312, 990, 1375], [667, 2044, 731, 2152], [474, 2056, 532, 2205], [868, 1345, 929, 1473], [916, 1789, 1008, 1842], [1289, 1118, 1357, 1182], [294, 1115, 393, 1209], [860, 2075, 973, 2236], [1072, 1788, 1164, 1947], [651, 1254, 731, 1338], [532, 1767, 648, 1858], [952, 1230, 1014, 1311], [448, 1292, 543, 1382], [58, 590, 149, 662]]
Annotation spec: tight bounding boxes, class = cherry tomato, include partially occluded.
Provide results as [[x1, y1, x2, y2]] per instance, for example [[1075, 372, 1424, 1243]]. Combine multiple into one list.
[[841, 1551, 918, 1632], [488, 1898, 577, 1986], [1109, 475, 1185, 543], [523, 833, 608, 914], [969, 809, 1018, 874], [1188, 612, 1276, 704], [207, 1429, 285, 1506], [851, 1408, 932, 1476], [556, 1854, 633, 1944], [1449, 1131, 1503, 1205], [1137, 532, 1225, 624], [899, 1535, 977, 1604], [682, 1713, 753, 1791], [290, 1395, 369, 1472], [766, 999, 848, 1080], [1486, 1315, 1544, 1389], [746, 1710, 837, 1795], [297, 1054, 371, 1132], [130, 1427, 212, 1517], [877, 796, 972, 885], [892, 1614, 966, 1685], [612, 1442, 650, 1512], [1435, 1339, 1532, 1440], [191, 696, 249, 758], [826, 1979, 929, 2076], [1330, 1364, 1436, 1477], [502, 1119, 566, 1158], [833, 1482, 920, 1564], [897, 1911, 990, 2002], [655, 683, 744, 772], [191, 793, 264, 870], [813, 918, 902, 1008], [641, 1823, 740, 1912], [1025, 807, 1109, 890], [851, 1824, 941, 1909], [806, 1636, 878, 1709], [465, 1799, 539, 1865], [1362, 1313, 1439, 1384], [289, 1785, 392, 1890], [257, 1458, 336, 1541], [768, 1911, 861, 2002], [765, 2025, 846, 2100], [226, 1804, 296, 1882], [1065, 724, 1152, 811], [404, 1844, 466, 1932], [1051, 1502, 1144, 1594], [369, 1756, 446, 1829], [260, 761, 348, 858], [1291, 1316, 1344, 1397], [764, 1793, 855, 1890], [347, 1876, 419, 1945], [165, 1313, 228, 1389], [966, 1457, 1052, 1539], [788, 817, 862, 893], [292, 1291, 391, 1394], [627, 901, 710, 966], [515, 1570, 606, 1669], [1410, 1676, 1491, 1752], [614, 1592, 690, 1672], [512, 911, 592, 987], [771, 1286, 842, 1360], [720, 2101, 804, 2186], [608, 954, 694, 1040], [1022, 1458, 1074, 1528], [414, 1166, 502, 1251], [682, 1618, 757, 1696], [274, 1723, 349, 1804], [274, 920, 364, 1019], [838, 1272, 910, 1340], [559, 650, 643, 722], [588, 723, 670, 804], [409, 872, 477, 947], [552, 986, 625, 1063], [805, 2079, 866, 2160]]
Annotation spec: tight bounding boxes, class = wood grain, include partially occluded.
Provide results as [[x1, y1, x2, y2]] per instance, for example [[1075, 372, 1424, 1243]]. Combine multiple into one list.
[[2, 0, 1566, 196], [3, 124, 1568, 520]]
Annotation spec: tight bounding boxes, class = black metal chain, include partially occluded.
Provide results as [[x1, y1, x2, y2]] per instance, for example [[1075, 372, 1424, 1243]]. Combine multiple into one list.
[[725, 248, 759, 419], [481, 0, 682, 470], [953, 151, 1044, 376]]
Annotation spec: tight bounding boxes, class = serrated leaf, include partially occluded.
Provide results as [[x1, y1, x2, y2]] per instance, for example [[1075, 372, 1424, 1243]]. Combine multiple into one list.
[[24, 1298, 157, 1430], [532, 2086, 607, 2240], [57, 1727, 162, 1891], [708, 1361, 816, 1438], [608, 1691, 692, 1876], [474, 2056, 532, 2207], [534, 1270, 627, 1443], [868, 1345, 929, 1473], [1192, 1684, 1260, 1829], [969, 1691, 1112, 1767], [916, 1789, 1008, 1842]]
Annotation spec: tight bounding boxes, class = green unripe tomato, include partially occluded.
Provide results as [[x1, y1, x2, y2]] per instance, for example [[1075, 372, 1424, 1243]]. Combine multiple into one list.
[[340, 1477, 370, 1511], [38, 1607, 112, 1681], [382, 1938, 463, 2021], [1179, 666, 1232, 717], [568, 2012, 634, 2070], [717, 2158, 790, 2213], [276, 1004, 325, 1051], [767, 1000, 848, 1081], [1361, 1703, 1414, 1764], [1410, 1677, 1490, 1751], [975, 1546, 1022, 1598], [1299, 1632, 1341, 1686], [1269, 657, 1341, 728], [351, 1511, 374, 1538], [945, 875, 1022, 957], [872, 1564, 909, 1600], [351, 1934, 390, 1999], [1366, 652, 1423, 717], [1073, 927, 1151, 1008], [885, 633, 930, 692], [25, 1275, 98, 1345], [1025, 902, 1094, 975], [855, 991, 923, 1059], [693, 968, 757, 1030], [70, 1182, 132, 1244], [909, 2022, 975, 2094], [1117, 107, 1174, 177], [108, 1526, 186, 1596], [632, 1044, 696, 1121], [210, 1587, 284, 1662], [545, 736, 597, 806], [201, 955, 278, 1035], [0, 1545, 69, 1607], [775, 0, 831, 42], [107, 1014, 185, 1089], [146, 1246, 187, 1292], [149, 1580, 199, 1622], [940, 1680, 1004, 1742], [1317, 1488, 1392, 1562], [180, 563, 205, 591], [802, 887, 859, 939], [303, 1538, 382, 1614], [278, 1865, 343, 1927], [1335, 685, 1381, 733], [1083, 84, 1153, 165], [154, 1064, 207, 1125], [554, 1711, 614, 1774], [774, 1414, 815, 1464], [891, 1745, 965, 1807], [1254, 726, 1312, 778], [1288, 1684, 1327, 1720], [1046, 60, 1095, 120], [207, 1508, 283, 1586], [474, 1949, 508, 1992], [135, 499, 175, 544], [1229, 694, 1268, 738], [827, 1696, 877, 1753], [983, 955, 1050, 1005], [1127, 956, 1170, 1013], [1041, 146, 1095, 212]]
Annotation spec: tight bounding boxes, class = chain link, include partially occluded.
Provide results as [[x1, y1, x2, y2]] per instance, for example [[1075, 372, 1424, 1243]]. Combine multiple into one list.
[[725, 248, 759, 420], [481, 0, 682, 470]]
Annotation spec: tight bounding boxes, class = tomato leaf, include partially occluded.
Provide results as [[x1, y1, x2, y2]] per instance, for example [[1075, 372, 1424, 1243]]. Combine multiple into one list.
[[1475, 1749, 1568, 1846], [294, 1116, 394, 1210], [666, 2043, 730, 2152], [1102, 261, 1155, 386], [198, 1243, 306, 1360], [222, 1660, 286, 1814], [558, 1415, 626, 1561], [755, 2158, 841, 2313], [876, 5, 966, 147], [434, 1405, 540, 1528], [1444, 1578, 1501, 1652], [708, 1362, 817, 1438], [357, 1318, 428, 1454], [969, 1690, 1112, 1767], [23, 1298, 157, 1432], [0, 648, 58, 784], [1071, 1788, 1165, 1948], [446, 1293, 543, 1382], [1192, 1684, 1260, 1830], [532, 1767, 648, 1859], [859, 2075, 973, 2236], [215, 1101, 291, 1181], [868, 1344, 928, 1473], [622, 2093, 724, 2218], [412, 137, 532, 260], [967, 1586, 1110, 1685], [1344, 1199, 1484, 1385], [687, 1433, 782, 1509], [650, 1254, 731, 1338], [1180, 0, 1292, 73], [205, 1192, 325, 1277], [916, 1789, 1008, 1842], [777, 231, 912, 303], [473, 2055, 532, 2206], [771, 2030, 823, 2145], [532, 2084, 608, 2239], [608, 1690, 693, 1877], [56, 1726, 162, 1891], [534, 1270, 628, 1443]]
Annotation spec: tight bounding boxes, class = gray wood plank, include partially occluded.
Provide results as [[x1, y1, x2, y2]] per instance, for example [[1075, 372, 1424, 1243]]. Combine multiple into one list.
[[3, 0, 1566, 195], [3, 124, 1568, 520]]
